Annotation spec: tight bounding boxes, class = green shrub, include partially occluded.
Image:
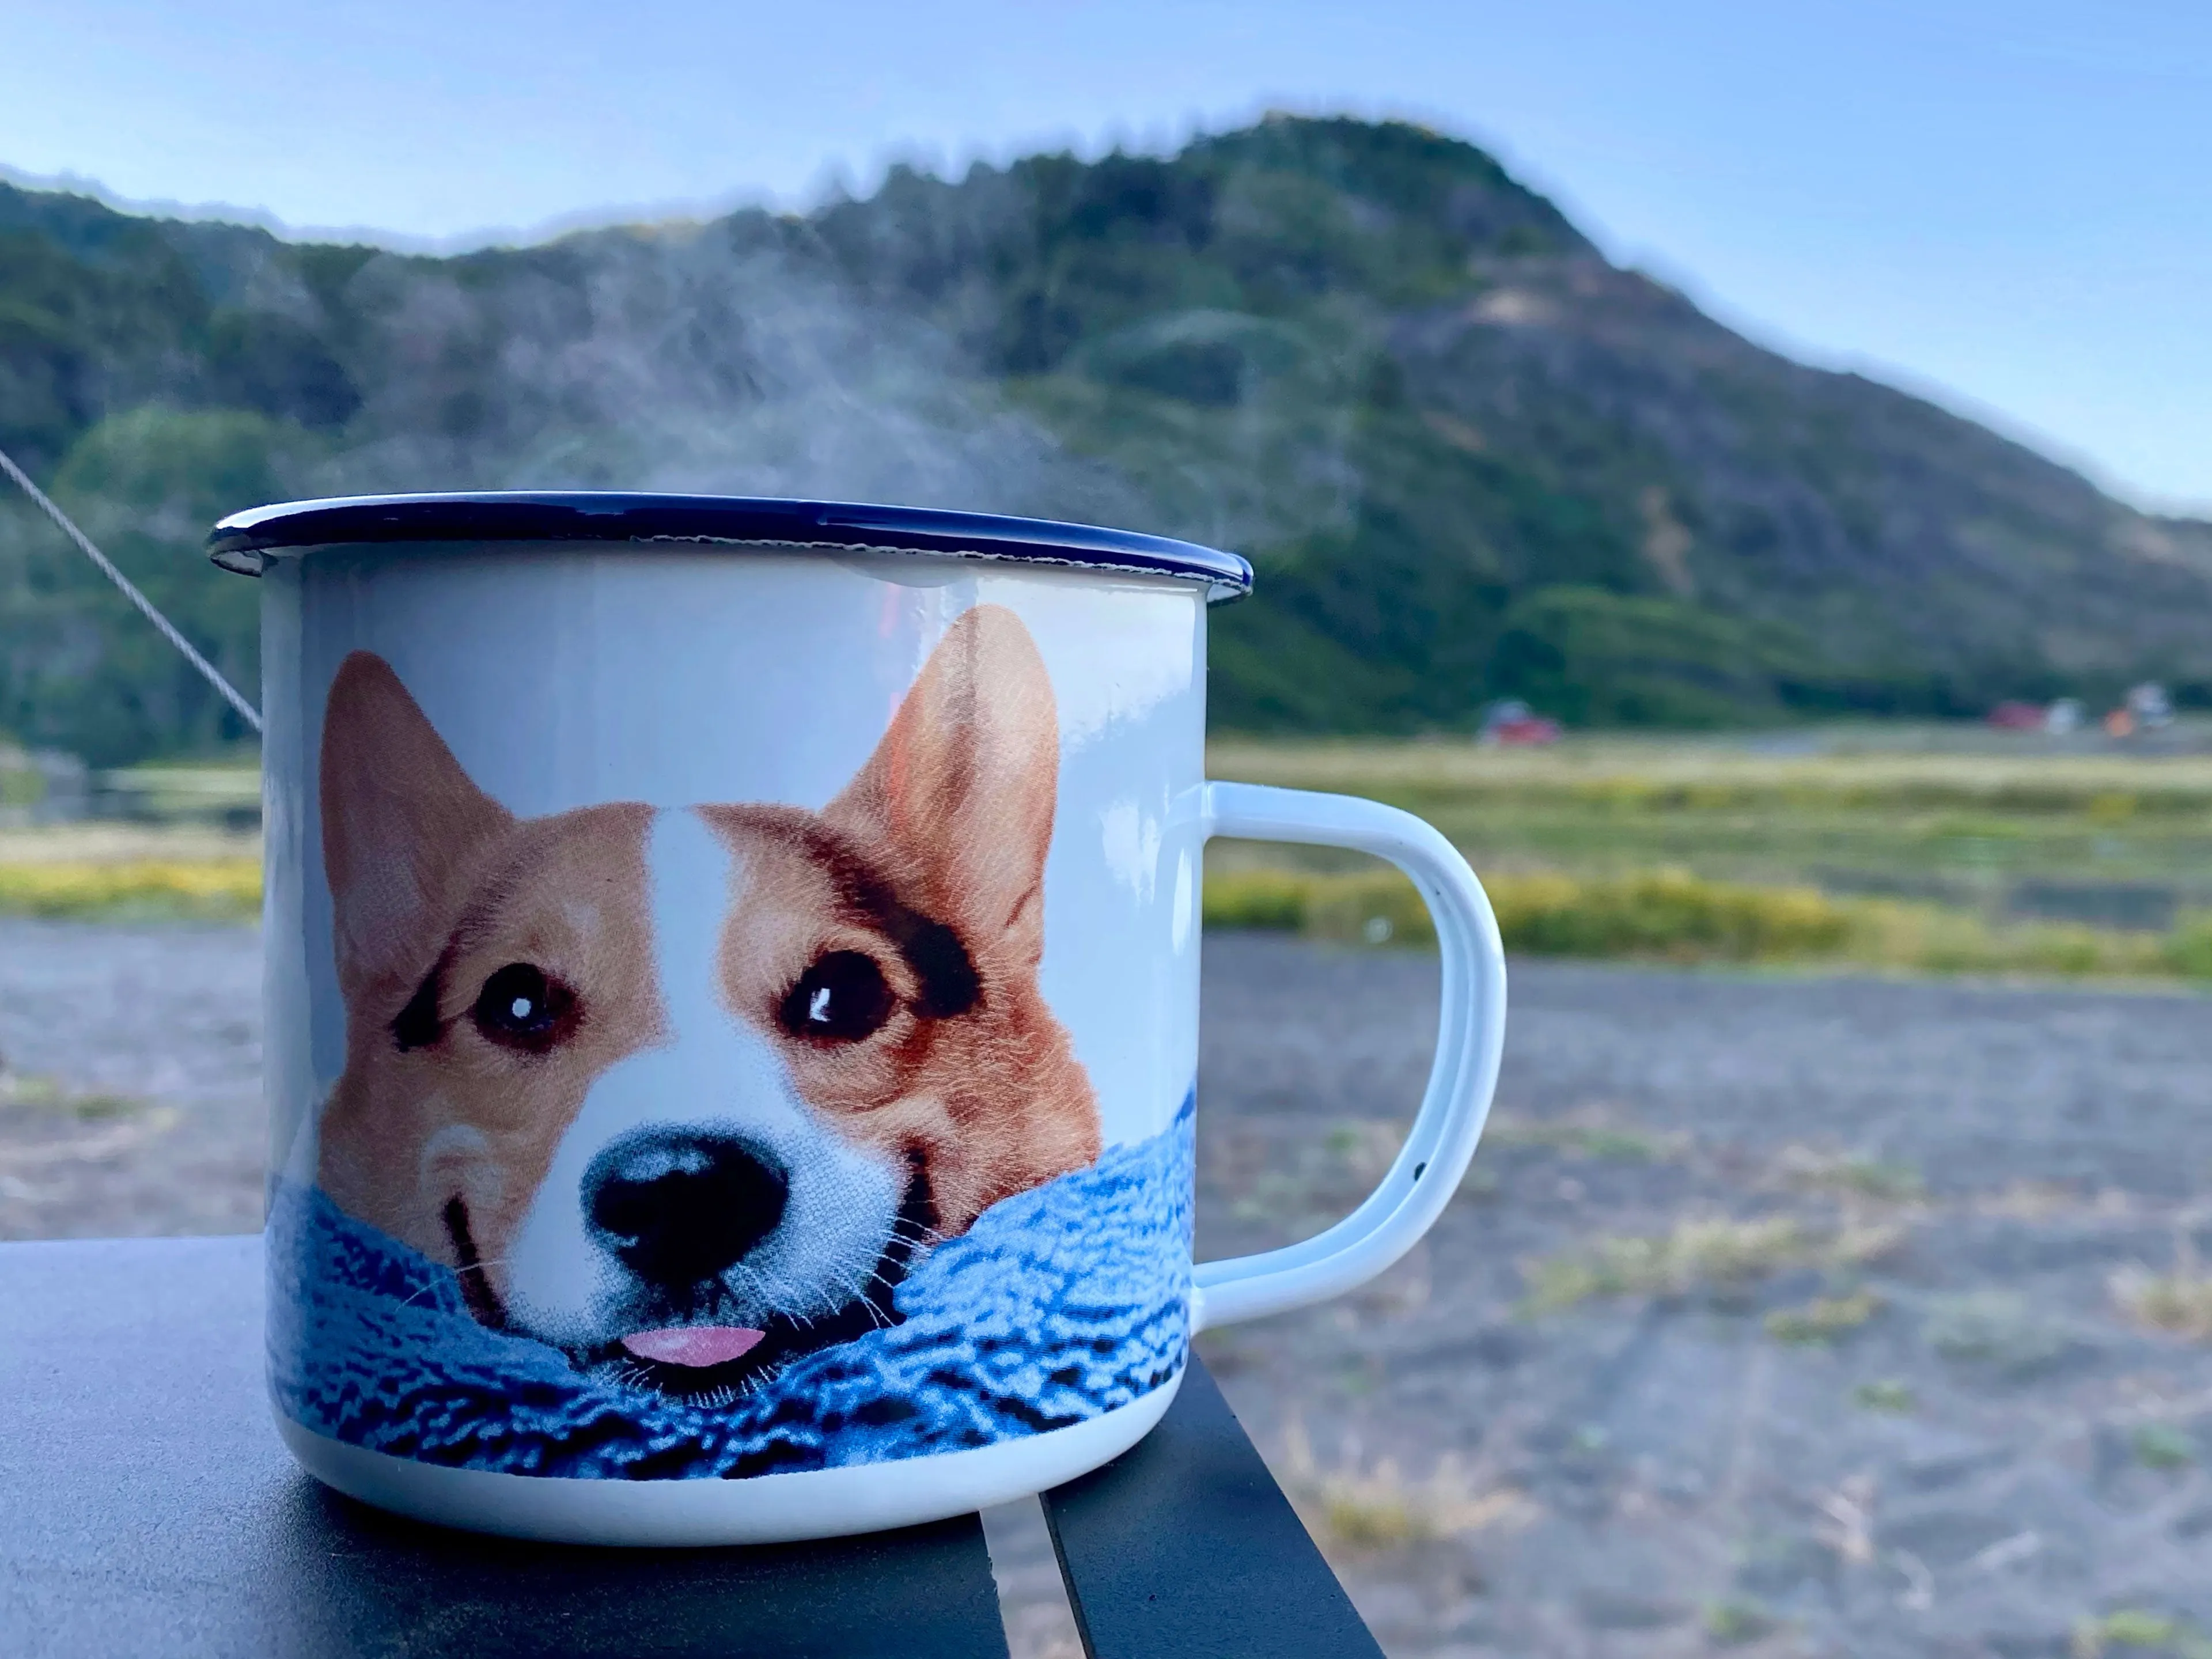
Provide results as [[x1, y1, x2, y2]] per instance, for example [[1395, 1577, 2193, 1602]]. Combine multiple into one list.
[[1203, 859, 2212, 982], [1852, 1379, 1916, 1413], [2133, 1425, 2196, 1471], [1305, 873, 1437, 948], [2167, 913, 2212, 980], [1207, 865, 1850, 961], [1488, 868, 1847, 960], [1199, 869, 1313, 931], [0, 859, 261, 920]]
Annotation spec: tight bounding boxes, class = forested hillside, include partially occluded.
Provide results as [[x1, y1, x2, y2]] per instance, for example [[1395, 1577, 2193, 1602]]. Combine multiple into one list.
[[5, 116, 2210, 763]]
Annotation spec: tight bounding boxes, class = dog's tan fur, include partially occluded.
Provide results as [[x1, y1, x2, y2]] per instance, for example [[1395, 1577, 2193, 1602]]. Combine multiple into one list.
[[315, 604, 1099, 1324]]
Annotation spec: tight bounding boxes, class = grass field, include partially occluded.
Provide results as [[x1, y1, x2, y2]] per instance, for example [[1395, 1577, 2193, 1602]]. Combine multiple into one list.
[[7, 732, 2212, 979], [1206, 731, 2212, 979], [1209, 734, 2212, 902], [0, 855, 260, 921], [1204, 865, 2212, 979], [0, 824, 262, 921]]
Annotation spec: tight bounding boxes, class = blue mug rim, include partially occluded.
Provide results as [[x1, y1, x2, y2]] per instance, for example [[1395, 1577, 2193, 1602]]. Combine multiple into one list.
[[209, 492, 1253, 603]]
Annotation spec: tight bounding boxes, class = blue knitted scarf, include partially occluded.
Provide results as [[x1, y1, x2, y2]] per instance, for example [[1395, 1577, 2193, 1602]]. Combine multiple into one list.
[[267, 1094, 1193, 1479]]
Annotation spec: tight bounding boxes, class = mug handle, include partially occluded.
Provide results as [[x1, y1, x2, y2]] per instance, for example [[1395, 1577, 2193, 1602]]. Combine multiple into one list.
[[1190, 781, 1508, 1331]]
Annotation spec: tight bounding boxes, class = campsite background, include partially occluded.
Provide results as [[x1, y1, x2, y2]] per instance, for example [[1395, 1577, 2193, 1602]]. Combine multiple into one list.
[[6, 5, 2212, 1653]]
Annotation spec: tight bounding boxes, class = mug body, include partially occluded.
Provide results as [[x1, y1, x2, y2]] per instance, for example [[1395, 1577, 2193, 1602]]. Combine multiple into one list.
[[234, 497, 1244, 1544]]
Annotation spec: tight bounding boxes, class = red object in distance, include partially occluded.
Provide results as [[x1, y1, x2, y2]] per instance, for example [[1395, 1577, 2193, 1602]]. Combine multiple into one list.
[[1490, 716, 1562, 747]]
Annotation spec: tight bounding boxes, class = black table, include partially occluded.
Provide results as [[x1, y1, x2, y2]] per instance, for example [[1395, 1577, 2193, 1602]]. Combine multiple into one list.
[[0, 1236, 1382, 1657]]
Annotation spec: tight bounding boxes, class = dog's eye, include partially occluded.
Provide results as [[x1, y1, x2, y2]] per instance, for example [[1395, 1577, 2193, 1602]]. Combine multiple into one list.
[[471, 963, 576, 1054], [779, 952, 895, 1043]]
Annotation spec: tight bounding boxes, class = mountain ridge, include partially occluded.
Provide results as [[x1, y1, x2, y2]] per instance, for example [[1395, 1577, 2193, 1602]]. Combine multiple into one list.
[[3, 113, 2208, 763]]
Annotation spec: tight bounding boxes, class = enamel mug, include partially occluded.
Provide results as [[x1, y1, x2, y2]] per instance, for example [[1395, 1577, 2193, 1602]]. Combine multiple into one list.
[[210, 493, 1508, 1546]]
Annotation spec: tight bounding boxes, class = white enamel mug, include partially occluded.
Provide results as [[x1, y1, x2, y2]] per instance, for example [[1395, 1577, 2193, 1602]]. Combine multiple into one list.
[[211, 493, 1507, 1546]]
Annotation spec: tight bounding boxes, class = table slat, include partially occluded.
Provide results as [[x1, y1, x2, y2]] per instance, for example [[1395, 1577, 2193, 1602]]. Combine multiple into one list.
[[1041, 1357, 1384, 1659], [0, 1236, 1008, 1659]]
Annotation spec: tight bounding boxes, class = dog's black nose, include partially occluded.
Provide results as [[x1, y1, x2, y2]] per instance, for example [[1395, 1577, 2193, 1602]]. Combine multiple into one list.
[[584, 1133, 789, 1287]]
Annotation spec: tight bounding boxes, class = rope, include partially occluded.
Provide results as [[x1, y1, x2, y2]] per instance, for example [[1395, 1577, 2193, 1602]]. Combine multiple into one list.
[[0, 444, 262, 734]]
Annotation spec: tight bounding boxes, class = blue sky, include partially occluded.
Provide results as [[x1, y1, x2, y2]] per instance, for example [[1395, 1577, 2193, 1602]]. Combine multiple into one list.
[[7, 0, 2207, 510]]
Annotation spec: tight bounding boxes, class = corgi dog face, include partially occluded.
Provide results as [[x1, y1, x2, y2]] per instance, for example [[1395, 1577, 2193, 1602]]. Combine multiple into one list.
[[314, 605, 1100, 1399]]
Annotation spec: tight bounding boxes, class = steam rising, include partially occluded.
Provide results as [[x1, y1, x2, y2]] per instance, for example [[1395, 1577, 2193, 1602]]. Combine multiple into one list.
[[313, 225, 1142, 525]]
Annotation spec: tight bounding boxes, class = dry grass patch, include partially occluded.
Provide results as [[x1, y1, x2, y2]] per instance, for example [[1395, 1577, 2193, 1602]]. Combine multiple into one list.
[[1976, 1180, 2082, 1220], [1519, 1215, 1903, 1315], [0, 1065, 142, 1119], [1278, 1422, 1530, 1552], [2113, 1267, 2212, 1341], [1705, 1600, 1783, 1647], [1776, 1147, 1926, 1202], [1765, 1290, 1883, 1344], [2072, 1609, 2212, 1658], [1482, 1111, 1685, 1163], [1852, 1379, 1916, 1414]]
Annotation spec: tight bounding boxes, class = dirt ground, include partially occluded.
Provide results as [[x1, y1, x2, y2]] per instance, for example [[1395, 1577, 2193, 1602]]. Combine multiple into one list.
[[0, 919, 262, 1238], [6, 919, 2212, 1657], [1191, 938, 2212, 1659]]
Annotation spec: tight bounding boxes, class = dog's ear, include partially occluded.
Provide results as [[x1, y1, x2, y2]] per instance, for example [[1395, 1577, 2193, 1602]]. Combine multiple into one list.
[[828, 605, 1059, 965], [320, 652, 512, 1004]]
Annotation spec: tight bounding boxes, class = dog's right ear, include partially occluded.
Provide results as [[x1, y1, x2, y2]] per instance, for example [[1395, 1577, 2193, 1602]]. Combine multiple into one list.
[[320, 652, 512, 1005]]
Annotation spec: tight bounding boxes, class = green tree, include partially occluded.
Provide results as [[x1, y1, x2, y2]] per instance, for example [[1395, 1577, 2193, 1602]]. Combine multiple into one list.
[[0, 407, 308, 764]]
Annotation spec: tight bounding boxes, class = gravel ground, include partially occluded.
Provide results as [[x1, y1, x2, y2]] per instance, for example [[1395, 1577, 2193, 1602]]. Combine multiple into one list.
[[6, 921, 2212, 1657], [1193, 938, 2212, 1659], [0, 920, 262, 1238]]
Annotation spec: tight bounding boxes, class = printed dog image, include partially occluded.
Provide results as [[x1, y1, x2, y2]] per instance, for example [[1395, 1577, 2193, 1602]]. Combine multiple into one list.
[[313, 605, 1101, 1401]]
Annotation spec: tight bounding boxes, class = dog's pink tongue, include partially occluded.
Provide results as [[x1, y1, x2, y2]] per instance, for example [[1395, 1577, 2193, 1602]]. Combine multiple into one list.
[[621, 1327, 766, 1368]]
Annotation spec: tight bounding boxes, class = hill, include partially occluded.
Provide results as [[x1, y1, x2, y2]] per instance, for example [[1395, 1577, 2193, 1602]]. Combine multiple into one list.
[[5, 116, 2210, 763]]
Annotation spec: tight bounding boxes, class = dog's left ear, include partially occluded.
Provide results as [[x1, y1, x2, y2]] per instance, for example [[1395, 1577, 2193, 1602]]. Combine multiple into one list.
[[321, 651, 513, 1007], [828, 604, 1058, 965]]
